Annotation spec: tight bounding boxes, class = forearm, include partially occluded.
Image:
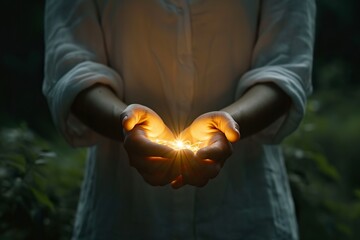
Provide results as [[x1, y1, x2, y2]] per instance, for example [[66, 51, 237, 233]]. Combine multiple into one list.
[[71, 84, 127, 141], [222, 82, 291, 139]]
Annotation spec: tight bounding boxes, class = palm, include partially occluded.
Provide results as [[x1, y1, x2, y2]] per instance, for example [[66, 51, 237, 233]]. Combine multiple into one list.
[[172, 111, 240, 188], [121, 104, 180, 186]]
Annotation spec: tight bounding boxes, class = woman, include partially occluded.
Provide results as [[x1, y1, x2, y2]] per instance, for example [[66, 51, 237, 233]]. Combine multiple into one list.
[[43, 0, 315, 239]]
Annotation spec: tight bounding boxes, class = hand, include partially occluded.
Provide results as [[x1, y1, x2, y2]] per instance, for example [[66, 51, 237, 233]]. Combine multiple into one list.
[[121, 104, 180, 186], [172, 111, 240, 188]]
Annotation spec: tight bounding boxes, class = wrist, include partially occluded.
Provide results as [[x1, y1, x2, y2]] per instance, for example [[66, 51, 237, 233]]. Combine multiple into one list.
[[72, 84, 128, 142]]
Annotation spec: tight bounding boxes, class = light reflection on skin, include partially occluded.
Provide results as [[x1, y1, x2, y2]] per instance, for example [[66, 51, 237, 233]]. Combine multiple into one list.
[[153, 138, 203, 153]]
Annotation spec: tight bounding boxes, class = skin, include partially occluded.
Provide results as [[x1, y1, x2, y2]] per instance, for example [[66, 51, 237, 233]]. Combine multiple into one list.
[[72, 82, 291, 188]]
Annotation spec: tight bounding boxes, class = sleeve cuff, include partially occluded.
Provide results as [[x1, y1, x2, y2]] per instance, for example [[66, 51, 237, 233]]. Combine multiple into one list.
[[235, 66, 311, 144], [46, 61, 124, 147]]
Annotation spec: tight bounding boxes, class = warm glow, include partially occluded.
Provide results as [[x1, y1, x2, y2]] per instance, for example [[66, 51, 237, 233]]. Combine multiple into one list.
[[174, 140, 185, 150], [153, 138, 202, 153]]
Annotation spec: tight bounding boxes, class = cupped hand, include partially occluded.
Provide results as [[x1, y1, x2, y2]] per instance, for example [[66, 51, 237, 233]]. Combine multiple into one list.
[[171, 111, 240, 188], [121, 104, 180, 186]]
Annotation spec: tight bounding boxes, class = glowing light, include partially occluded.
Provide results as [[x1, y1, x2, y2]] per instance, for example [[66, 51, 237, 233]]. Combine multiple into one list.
[[174, 140, 185, 150], [153, 138, 202, 153]]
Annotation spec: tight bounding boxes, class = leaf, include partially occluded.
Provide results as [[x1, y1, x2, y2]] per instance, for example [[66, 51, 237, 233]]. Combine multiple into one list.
[[0, 154, 26, 173], [0, 167, 7, 178], [35, 159, 48, 165], [31, 170, 46, 189], [39, 151, 56, 158], [354, 189, 360, 200], [336, 223, 352, 237], [307, 152, 341, 182], [30, 188, 55, 212]]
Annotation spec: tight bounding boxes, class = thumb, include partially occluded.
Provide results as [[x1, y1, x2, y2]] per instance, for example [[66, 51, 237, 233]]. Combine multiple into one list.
[[122, 115, 136, 131], [214, 114, 240, 143], [121, 107, 146, 131]]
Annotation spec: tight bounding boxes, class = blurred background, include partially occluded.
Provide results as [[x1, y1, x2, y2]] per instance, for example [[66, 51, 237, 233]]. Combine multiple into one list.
[[0, 0, 359, 239]]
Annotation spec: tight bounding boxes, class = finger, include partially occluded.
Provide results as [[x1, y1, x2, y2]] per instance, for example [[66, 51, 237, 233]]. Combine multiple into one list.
[[193, 155, 221, 180], [124, 128, 175, 158], [176, 149, 195, 174], [122, 107, 147, 131], [139, 159, 180, 186], [177, 136, 225, 186], [196, 139, 232, 162], [144, 141, 177, 158], [180, 156, 211, 187], [122, 115, 136, 131], [213, 114, 240, 143], [225, 120, 240, 143], [171, 175, 185, 189], [199, 160, 222, 179], [122, 105, 170, 139], [176, 150, 202, 185], [178, 127, 193, 142], [133, 156, 169, 174], [132, 148, 181, 175]]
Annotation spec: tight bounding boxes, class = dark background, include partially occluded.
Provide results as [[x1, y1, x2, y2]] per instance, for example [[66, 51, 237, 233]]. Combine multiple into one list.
[[1, 0, 360, 239]]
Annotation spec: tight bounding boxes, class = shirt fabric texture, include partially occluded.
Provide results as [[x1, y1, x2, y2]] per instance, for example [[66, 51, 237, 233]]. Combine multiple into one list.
[[43, 0, 316, 239]]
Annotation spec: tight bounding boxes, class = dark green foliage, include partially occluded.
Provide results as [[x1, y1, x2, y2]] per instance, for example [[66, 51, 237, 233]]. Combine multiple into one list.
[[284, 93, 360, 240], [0, 124, 85, 240]]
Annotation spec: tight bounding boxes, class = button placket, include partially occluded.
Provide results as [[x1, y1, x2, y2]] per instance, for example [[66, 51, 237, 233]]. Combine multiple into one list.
[[175, 0, 195, 127], [171, 1, 197, 239]]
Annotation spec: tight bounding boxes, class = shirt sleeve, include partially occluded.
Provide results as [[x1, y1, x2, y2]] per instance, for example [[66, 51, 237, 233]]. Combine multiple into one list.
[[43, 0, 124, 147], [235, 0, 316, 144]]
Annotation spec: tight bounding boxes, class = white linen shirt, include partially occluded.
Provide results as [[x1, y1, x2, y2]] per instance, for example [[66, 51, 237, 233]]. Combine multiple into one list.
[[43, 0, 315, 239]]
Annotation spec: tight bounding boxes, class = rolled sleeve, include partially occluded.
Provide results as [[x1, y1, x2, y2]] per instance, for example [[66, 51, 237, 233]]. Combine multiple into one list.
[[46, 62, 123, 147], [236, 0, 316, 144], [43, 0, 124, 147]]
